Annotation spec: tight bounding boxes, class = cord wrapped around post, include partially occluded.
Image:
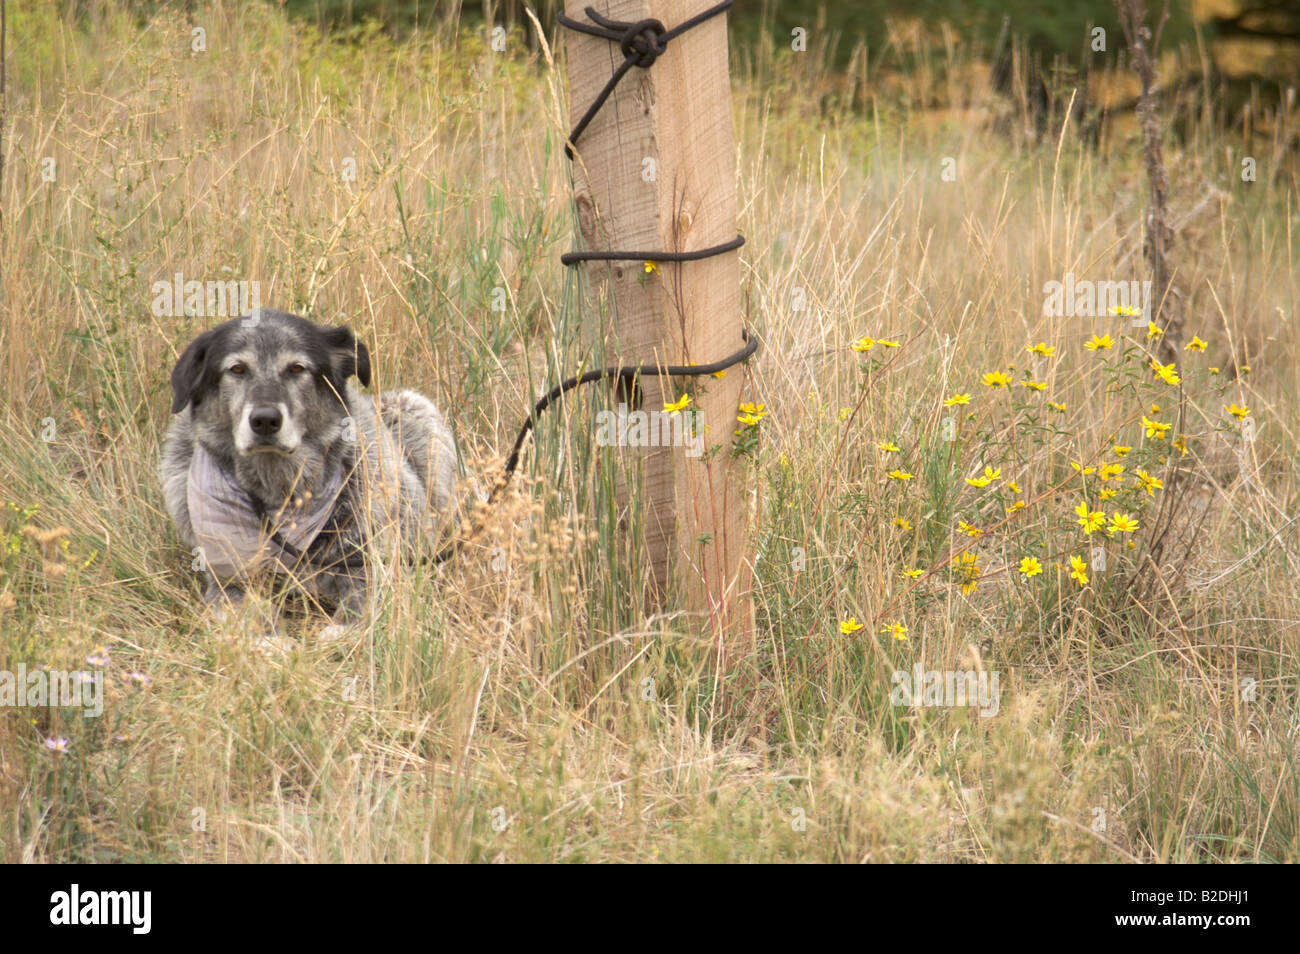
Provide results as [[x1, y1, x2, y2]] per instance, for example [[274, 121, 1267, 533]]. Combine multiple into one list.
[[420, 3, 759, 570], [558, 1, 748, 272]]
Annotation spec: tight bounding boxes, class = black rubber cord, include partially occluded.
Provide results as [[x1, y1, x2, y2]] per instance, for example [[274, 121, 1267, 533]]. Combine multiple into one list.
[[500, 327, 759, 481], [558, 1, 735, 158]]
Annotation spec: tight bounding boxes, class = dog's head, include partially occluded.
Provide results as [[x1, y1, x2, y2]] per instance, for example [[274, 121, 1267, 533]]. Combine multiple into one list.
[[169, 309, 371, 461]]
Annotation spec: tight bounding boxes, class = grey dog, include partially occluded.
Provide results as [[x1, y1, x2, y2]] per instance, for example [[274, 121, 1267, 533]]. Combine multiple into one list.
[[160, 309, 459, 636]]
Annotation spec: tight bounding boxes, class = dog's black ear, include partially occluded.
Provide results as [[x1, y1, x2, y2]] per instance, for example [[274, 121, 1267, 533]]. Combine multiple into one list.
[[322, 325, 371, 389], [169, 328, 222, 414]]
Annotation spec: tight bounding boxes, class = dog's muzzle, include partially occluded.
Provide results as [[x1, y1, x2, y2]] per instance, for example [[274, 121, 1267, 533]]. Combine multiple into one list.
[[237, 402, 299, 454]]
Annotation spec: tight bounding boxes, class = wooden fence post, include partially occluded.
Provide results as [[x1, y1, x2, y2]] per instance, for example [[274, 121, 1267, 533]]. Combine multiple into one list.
[[563, 0, 754, 668]]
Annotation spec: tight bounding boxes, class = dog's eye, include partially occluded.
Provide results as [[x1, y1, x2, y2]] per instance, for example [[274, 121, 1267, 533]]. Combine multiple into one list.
[[287, 363, 307, 375], [228, 363, 246, 376]]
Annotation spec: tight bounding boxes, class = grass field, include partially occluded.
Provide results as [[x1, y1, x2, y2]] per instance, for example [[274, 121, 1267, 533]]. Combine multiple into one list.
[[1, 0, 1297, 862]]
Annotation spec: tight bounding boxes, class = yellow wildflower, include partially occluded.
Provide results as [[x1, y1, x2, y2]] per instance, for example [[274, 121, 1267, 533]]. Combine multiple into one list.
[[1069, 554, 1089, 587], [736, 401, 767, 427], [1135, 469, 1164, 496], [1141, 416, 1171, 440], [1107, 513, 1139, 536], [1019, 556, 1043, 579], [1150, 359, 1181, 386], [953, 552, 981, 594], [1075, 501, 1106, 535], [663, 394, 691, 416]]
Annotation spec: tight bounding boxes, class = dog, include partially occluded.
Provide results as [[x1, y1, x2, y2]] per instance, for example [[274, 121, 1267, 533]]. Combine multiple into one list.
[[159, 309, 459, 643]]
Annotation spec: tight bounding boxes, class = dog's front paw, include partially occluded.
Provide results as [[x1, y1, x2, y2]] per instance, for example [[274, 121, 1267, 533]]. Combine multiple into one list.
[[314, 581, 368, 650], [250, 631, 296, 656], [317, 622, 355, 646], [203, 586, 294, 655]]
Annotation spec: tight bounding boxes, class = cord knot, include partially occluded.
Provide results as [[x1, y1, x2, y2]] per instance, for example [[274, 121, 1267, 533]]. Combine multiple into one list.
[[619, 18, 666, 68]]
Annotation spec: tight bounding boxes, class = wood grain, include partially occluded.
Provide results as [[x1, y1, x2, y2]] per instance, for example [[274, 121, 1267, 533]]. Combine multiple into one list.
[[564, 0, 753, 664]]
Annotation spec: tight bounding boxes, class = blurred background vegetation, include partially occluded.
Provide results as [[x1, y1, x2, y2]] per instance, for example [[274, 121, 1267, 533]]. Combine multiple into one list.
[[109, 1, 1295, 77], [258, 1, 1299, 143], [94, 2, 1300, 140], [259, 0, 1294, 77]]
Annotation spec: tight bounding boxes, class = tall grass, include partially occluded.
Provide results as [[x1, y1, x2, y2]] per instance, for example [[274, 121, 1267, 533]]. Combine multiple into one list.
[[0, 0, 1296, 862]]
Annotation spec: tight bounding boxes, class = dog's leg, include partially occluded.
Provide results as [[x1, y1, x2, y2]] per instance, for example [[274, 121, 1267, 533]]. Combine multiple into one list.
[[317, 572, 369, 647], [203, 576, 292, 656], [203, 575, 244, 610]]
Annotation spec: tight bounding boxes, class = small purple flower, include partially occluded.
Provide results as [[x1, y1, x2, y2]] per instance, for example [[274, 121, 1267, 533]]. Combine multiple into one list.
[[86, 645, 110, 667], [45, 737, 69, 752]]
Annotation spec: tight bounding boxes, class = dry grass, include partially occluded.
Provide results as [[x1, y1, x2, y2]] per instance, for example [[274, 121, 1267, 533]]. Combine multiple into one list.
[[1, 0, 1297, 862]]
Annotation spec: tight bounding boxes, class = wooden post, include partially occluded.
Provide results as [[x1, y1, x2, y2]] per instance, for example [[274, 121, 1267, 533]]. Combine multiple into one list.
[[563, 0, 753, 667]]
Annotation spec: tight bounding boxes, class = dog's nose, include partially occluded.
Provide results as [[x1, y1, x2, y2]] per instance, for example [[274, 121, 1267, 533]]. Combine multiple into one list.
[[249, 406, 283, 436]]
